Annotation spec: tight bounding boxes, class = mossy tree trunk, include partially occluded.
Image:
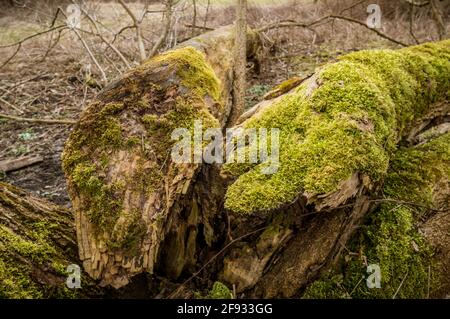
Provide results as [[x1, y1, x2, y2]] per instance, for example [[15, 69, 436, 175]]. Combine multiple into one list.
[[0, 182, 104, 298], [62, 25, 260, 288], [61, 25, 450, 300]]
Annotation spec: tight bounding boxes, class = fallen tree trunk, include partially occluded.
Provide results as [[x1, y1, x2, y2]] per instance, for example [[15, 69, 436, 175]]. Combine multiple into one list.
[[62, 25, 259, 288], [62, 29, 450, 299], [0, 182, 103, 298], [219, 40, 450, 297]]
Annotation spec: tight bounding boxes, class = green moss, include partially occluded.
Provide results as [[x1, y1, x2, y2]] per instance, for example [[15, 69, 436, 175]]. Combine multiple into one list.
[[224, 40, 450, 214], [0, 258, 42, 299], [302, 133, 450, 299], [303, 274, 350, 299], [150, 46, 222, 102], [303, 204, 434, 299], [384, 133, 450, 208], [196, 281, 233, 299], [0, 223, 81, 299]]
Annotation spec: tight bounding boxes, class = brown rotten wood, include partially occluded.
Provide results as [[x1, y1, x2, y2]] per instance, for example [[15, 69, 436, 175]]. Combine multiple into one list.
[[62, 25, 260, 288]]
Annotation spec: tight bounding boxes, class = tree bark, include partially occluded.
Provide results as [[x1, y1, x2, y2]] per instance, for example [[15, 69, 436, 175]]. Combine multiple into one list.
[[227, 0, 248, 126], [0, 182, 103, 298]]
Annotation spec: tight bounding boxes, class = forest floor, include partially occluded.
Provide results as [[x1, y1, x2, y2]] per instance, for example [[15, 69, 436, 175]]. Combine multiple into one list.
[[0, 0, 443, 207]]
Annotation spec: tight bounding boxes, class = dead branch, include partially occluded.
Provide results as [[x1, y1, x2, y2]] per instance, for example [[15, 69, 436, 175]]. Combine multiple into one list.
[[118, 0, 147, 62], [0, 113, 76, 125], [0, 155, 44, 173], [148, 0, 175, 58], [71, 27, 108, 83], [78, 3, 132, 69], [328, 15, 409, 47], [256, 15, 409, 47], [0, 96, 23, 114], [0, 25, 66, 49], [53, 7, 108, 83]]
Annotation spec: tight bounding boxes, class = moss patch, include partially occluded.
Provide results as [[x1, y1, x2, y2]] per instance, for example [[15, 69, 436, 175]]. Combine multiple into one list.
[[302, 132, 450, 299], [224, 40, 450, 214], [195, 281, 233, 299], [0, 222, 78, 299]]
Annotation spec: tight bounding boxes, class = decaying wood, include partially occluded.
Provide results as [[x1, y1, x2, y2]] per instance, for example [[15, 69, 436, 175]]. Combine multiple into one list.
[[64, 25, 260, 288], [0, 182, 103, 298], [0, 155, 43, 173]]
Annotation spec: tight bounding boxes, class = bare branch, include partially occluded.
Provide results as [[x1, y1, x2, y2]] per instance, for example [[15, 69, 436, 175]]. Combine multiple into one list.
[[118, 0, 147, 62], [257, 15, 409, 47], [0, 113, 76, 125], [148, 0, 175, 58], [0, 25, 66, 48], [0, 96, 23, 114], [78, 3, 132, 69]]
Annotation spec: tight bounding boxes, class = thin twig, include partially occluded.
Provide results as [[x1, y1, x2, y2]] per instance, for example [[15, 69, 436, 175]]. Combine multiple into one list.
[[0, 43, 22, 69], [118, 0, 147, 62], [392, 269, 409, 299], [78, 3, 132, 69], [328, 15, 408, 47], [0, 113, 76, 125], [0, 97, 23, 114], [0, 25, 66, 48], [349, 276, 365, 297], [56, 7, 108, 82], [256, 15, 408, 47], [148, 0, 174, 58]]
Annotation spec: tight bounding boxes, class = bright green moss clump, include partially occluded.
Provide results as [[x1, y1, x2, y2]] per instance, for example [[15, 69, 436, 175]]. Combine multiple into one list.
[[224, 40, 450, 214], [151, 47, 222, 103], [303, 133, 450, 299], [195, 281, 233, 299]]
